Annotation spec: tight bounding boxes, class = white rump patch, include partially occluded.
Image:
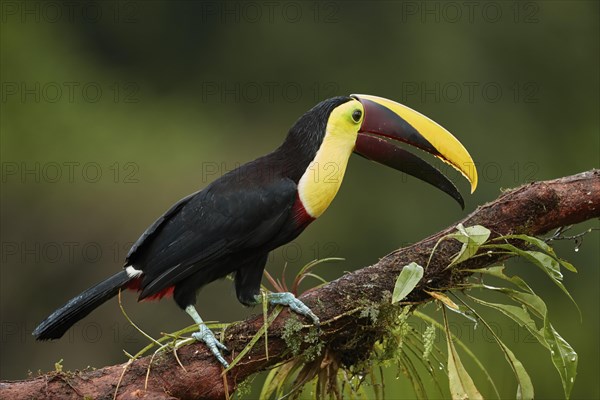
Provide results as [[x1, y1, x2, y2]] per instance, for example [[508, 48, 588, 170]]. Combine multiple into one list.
[[125, 265, 143, 278]]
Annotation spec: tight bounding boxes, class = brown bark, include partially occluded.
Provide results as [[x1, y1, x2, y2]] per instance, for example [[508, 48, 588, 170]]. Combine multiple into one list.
[[2, 170, 598, 400]]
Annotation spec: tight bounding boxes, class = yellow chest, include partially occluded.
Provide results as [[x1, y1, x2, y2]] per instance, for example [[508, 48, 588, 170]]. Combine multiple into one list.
[[297, 133, 355, 218]]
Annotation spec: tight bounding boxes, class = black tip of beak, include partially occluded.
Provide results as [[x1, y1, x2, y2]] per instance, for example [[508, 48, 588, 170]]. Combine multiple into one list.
[[355, 134, 465, 209]]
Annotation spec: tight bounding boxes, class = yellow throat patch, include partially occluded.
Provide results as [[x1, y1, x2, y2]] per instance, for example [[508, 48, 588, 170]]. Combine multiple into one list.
[[297, 99, 363, 218]]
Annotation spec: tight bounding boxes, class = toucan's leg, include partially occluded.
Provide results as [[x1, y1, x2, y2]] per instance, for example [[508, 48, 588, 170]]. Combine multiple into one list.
[[184, 305, 229, 368], [234, 257, 320, 326]]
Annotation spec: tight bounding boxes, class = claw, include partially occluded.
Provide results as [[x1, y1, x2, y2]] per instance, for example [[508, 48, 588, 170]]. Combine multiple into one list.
[[192, 325, 229, 368], [267, 292, 320, 326], [185, 305, 229, 368], [215, 339, 228, 351]]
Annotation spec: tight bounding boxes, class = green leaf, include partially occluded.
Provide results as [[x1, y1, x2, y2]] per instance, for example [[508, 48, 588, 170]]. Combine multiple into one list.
[[544, 320, 578, 399], [470, 284, 548, 319], [392, 262, 424, 304], [260, 365, 280, 399], [466, 265, 533, 293], [259, 360, 301, 399], [415, 311, 500, 399], [469, 276, 578, 398], [458, 300, 534, 400], [496, 234, 577, 272], [427, 224, 491, 268], [501, 342, 534, 400], [447, 224, 491, 267], [469, 296, 546, 348], [498, 234, 558, 257], [557, 258, 577, 274], [484, 244, 580, 317], [528, 251, 563, 281], [443, 308, 483, 400]]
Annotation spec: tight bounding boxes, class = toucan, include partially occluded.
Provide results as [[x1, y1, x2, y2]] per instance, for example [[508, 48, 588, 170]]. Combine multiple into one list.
[[33, 95, 478, 367]]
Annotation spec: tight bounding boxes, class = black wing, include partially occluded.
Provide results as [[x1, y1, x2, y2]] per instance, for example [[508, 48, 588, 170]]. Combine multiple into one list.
[[126, 173, 298, 299], [126, 191, 198, 261]]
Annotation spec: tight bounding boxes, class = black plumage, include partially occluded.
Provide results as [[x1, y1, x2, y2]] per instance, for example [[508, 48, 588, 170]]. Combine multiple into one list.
[[33, 96, 352, 340]]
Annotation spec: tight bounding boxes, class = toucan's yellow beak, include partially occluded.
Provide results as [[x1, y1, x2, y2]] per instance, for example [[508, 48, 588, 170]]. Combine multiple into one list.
[[351, 94, 478, 207]]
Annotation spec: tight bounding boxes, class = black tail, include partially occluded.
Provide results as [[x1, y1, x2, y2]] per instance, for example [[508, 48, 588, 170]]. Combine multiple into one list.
[[33, 270, 131, 340]]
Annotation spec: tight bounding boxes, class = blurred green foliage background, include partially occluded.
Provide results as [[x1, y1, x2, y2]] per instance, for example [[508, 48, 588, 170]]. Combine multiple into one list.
[[1, 1, 598, 398]]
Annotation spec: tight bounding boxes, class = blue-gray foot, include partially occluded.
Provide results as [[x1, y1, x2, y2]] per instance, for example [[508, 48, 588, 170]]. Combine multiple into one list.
[[185, 305, 229, 368], [258, 292, 320, 326]]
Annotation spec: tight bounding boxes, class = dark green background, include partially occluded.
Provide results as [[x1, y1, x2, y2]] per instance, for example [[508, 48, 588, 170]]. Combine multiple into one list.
[[1, 1, 598, 398]]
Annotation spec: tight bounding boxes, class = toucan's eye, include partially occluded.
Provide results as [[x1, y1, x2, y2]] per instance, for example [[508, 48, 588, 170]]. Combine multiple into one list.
[[352, 109, 362, 123]]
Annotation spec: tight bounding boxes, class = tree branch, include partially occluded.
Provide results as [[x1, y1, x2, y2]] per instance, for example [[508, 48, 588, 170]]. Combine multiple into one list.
[[3, 170, 598, 400]]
